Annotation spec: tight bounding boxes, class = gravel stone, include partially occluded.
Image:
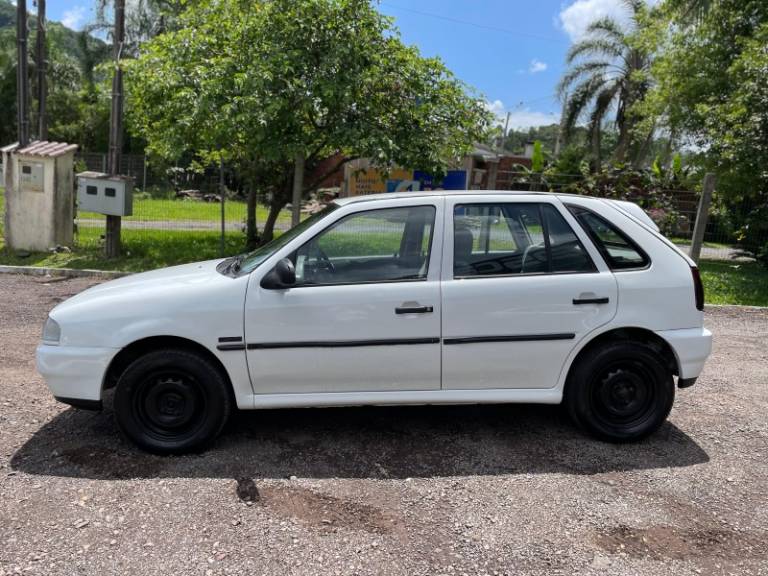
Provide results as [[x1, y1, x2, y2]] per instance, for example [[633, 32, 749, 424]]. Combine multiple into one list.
[[0, 275, 767, 575]]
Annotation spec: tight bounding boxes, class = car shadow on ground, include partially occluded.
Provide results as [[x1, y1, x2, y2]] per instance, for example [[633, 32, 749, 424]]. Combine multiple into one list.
[[11, 399, 709, 481]]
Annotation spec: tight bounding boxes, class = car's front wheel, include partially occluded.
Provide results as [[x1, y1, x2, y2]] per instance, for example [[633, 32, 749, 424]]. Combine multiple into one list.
[[565, 341, 674, 442], [114, 348, 232, 454]]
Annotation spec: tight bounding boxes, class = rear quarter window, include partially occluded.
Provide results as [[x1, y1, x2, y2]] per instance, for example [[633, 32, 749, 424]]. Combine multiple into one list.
[[566, 204, 649, 270]]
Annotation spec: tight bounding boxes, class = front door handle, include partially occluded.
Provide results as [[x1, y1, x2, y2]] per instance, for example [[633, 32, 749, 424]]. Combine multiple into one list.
[[573, 297, 610, 305], [395, 305, 434, 314]]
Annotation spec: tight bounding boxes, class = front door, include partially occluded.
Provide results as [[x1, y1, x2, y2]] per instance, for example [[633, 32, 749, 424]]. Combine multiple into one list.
[[441, 196, 618, 390], [245, 199, 443, 395]]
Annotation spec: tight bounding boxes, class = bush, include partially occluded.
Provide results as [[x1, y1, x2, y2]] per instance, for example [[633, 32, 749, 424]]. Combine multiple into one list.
[[552, 167, 681, 235], [737, 203, 768, 266]]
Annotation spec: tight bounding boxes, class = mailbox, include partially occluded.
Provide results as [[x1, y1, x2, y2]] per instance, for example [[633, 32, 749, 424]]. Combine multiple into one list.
[[76, 171, 133, 216]]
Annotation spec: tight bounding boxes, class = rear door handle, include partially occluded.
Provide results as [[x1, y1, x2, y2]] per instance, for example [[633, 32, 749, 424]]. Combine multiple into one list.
[[395, 305, 434, 314], [573, 297, 610, 305]]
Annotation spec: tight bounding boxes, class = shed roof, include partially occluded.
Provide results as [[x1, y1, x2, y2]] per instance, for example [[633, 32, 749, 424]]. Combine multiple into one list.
[[1, 141, 78, 158]]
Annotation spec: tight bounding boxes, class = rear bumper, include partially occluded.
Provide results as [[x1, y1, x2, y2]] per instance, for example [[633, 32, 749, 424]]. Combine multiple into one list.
[[656, 327, 713, 381], [36, 344, 118, 403]]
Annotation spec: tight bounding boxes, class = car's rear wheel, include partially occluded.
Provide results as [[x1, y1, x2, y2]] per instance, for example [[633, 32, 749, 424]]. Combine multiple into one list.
[[114, 348, 231, 454], [565, 341, 674, 442]]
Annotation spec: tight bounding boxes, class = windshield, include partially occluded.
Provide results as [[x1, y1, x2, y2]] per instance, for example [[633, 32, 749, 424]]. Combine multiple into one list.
[[236, 203, 340, 275]]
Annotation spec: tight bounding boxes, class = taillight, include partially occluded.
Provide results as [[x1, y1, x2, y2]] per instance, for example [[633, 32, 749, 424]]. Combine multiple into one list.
[[691, 266, 704, 311]]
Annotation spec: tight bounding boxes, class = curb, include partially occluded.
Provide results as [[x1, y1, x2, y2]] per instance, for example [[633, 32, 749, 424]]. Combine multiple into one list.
[[0, 265, 130, 279], [706, 303, 768, 310]]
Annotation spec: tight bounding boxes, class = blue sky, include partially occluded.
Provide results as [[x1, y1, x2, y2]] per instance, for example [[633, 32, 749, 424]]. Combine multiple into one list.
[[38, 0, 638, 130]]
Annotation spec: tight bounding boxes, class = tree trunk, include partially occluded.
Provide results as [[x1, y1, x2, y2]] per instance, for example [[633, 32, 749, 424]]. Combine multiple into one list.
[[633, 123, 656, 170], [591, 126, 602, 173], [245, 187, 258, 250], [616, 122, 629, 164], [291, 153, 305, 227], [261, 199, 284, 245]]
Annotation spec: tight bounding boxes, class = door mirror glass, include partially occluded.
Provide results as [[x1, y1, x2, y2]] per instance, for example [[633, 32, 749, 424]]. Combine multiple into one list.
[[260, 258, 296, 289]]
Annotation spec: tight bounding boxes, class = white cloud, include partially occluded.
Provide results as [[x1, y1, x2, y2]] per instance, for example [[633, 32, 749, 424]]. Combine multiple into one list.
[[557, 0, 660, 42], [507, 109, 559, 129], [62, 6, 87, 30], [485, 99, 506, 118], [529, 59, 548, 74], [485, 100, 559, 130]]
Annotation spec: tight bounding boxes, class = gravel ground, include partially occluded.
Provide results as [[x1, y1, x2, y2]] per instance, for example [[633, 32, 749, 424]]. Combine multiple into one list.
[[1, 274, 767, 576]]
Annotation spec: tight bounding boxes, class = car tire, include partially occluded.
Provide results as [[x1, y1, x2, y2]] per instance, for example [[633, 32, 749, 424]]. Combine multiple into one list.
[[565, 341, 674, 442], [114, 348, 232, 454]]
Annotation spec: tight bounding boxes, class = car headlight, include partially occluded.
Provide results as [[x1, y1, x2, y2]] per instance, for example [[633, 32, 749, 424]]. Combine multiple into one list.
[[42, 317, 61, 345]]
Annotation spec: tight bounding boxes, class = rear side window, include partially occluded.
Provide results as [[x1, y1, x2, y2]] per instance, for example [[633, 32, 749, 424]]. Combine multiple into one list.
[[566, 205, 649, 270], [453, 203, 595, 277]]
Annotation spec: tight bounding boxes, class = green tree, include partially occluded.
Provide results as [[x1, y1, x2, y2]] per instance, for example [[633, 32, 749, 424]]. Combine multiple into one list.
[[557, 0, 651, 169], [126, 0, 489, 246], [0, 28, 16, 146], [647, 0, 768, 263]]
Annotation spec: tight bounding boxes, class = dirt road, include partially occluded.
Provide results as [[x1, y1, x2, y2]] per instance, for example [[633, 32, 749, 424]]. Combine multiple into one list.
[[1, 275, 766, 575]]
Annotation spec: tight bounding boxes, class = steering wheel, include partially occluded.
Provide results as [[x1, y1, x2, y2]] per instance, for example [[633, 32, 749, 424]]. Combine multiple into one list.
[[315, 245, 336, 274]]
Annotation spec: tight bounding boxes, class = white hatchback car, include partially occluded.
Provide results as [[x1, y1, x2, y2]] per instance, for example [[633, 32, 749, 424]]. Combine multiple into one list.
[[37, 191, 712, 453]]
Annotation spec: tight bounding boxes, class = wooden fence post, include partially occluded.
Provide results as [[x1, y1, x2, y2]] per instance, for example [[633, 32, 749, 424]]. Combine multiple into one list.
[[690, 173, 716, 264], [487, 161, 499, 190]]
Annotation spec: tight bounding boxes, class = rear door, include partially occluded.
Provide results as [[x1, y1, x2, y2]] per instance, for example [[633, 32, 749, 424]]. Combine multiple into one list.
[[441, 195, 617, 390]]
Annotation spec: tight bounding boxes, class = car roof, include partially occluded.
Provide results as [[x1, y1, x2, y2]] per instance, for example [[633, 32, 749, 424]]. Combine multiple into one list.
[[332, 190, 661, 231], [333, 189, 599, 206]]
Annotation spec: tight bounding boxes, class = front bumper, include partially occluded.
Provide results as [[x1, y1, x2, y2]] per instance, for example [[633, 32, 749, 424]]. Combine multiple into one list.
[[36, 344, 118, 404], [656, 327, 713, 382]]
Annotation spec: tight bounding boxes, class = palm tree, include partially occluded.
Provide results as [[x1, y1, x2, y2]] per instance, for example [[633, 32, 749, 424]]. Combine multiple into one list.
[[556, 0, 650, 168]]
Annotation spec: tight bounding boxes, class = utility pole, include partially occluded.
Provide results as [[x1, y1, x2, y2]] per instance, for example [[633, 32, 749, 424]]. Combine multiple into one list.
[[501, 111, 510, 151], [106, 0, 125, 258], [35, 0, 47, 140], [16, 0, 30, 147]]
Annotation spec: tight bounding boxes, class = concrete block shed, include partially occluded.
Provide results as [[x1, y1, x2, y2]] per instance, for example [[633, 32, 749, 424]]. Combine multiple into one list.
[[1, 141, 78, 252]]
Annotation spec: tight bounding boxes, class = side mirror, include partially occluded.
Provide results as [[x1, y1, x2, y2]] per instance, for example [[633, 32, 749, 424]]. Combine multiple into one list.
[[260, 258, 296, 289]]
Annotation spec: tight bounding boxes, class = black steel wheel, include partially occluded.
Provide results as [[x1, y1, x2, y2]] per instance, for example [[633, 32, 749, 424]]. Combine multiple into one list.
[[114, 348, 231, 454], [565, 341, 674, 442]]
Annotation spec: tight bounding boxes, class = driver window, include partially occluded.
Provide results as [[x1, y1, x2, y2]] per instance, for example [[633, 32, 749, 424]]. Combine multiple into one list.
[[292, 205, 436, 286]]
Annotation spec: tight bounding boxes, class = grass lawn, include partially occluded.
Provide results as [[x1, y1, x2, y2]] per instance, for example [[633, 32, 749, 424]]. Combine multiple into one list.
[[670, 237, 734, 250], [0, 227, 248, 273], [78, 197, 293, 226], [698, 260, 768, 307], [1, 188, 294, 226], [2, 186, 768, 305], [3, 233, 767, 306]]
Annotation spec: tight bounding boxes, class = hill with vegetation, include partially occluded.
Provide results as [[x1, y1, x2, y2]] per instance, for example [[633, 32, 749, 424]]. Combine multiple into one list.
[[0, 0, 110, 150]]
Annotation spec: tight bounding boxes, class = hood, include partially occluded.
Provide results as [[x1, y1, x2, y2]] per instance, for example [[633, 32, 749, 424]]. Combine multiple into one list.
[[51, 258, 227, 316], [46, 258, 251, 349]]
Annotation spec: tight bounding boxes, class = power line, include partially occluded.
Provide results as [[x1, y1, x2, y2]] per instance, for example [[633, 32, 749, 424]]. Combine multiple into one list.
[[491, 95, 559, 115], [379, 2, 567, 43]]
